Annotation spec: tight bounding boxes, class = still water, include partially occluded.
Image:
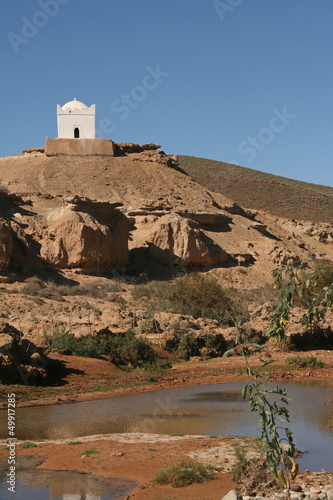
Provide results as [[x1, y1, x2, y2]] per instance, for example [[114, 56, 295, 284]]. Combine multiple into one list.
[[0, 456, 136, 500], [1, 380, 332, 471]]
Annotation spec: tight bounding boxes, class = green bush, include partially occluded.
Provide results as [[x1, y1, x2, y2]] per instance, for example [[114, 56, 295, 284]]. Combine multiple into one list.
[[164, 330, 227, 360], [176, 334, 200, 360], [101, 330, 156, 367], [154, 460, 213, 488], [46, 332, 103, 358], [47, 329, 157, 367], [286, 355, 325, 369]]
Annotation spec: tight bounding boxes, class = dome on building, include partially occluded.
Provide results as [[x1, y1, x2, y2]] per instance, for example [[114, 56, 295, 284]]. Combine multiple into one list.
[[62, 98, 88, 111]]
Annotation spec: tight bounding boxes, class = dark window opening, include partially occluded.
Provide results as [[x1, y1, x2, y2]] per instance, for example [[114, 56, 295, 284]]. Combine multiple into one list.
[[74, 127, 80, 138]]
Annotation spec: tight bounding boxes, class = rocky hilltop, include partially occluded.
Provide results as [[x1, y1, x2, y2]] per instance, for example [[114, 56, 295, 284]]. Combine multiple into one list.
[[0, 144, 332, 282]]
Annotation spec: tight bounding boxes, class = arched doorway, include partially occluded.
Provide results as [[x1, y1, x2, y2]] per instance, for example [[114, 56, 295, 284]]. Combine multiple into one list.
[[74, 127, 80, 138]]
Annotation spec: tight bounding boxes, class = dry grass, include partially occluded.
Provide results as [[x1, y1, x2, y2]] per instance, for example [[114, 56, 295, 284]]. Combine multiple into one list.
[[179, 155, 333, 223]]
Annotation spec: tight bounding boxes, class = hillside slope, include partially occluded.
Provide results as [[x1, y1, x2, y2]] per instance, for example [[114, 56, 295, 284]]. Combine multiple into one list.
[[178, 156, 333, 223]]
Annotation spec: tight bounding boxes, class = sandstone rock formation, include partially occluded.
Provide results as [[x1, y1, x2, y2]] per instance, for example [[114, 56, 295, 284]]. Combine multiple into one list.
[[145, 213, 229, 267], [40, 198, 129, 272]]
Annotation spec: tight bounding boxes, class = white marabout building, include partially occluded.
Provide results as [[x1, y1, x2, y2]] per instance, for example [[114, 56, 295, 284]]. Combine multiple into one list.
[[57, 98, 95, 139]]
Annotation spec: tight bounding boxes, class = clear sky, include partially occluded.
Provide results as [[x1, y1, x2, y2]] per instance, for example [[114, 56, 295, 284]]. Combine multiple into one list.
[[1, 0, 332, 187]]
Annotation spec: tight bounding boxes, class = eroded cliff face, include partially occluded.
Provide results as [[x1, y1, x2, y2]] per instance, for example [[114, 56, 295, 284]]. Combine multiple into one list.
[[0, 192, 129, 274]]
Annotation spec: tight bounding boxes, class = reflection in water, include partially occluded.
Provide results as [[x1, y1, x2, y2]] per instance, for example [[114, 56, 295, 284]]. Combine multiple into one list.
[[0, 381, 332, 471], [182, 390, 246, 403], [0, 458, 136, 500]]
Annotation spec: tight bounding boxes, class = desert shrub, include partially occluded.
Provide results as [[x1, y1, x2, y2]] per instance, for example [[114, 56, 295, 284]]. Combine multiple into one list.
[[167, 273, 232, 322], [132, 273, 233, 324], [154, 460, 213, 488], [21, 442, 37, 449], [95, 328, 157, 367], [82, 448, 100, 456], [176, 334, 200, 360], [164, 330, 227, 360], [47, 328, 159, 368], [22, 277, 123, 299], [231, 444, 270, 495], [22, 276, 45, 295], [46, 332, 102, 358], [202, 332, 228, 357], [286, 355, 325, 369], [104, 330, 156, 367]]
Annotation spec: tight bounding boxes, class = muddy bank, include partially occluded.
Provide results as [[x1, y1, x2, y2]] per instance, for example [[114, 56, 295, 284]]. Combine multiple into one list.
[[1, 433, 332, 500], [0, 433, 238, 500], [1, 349, 333, 410]]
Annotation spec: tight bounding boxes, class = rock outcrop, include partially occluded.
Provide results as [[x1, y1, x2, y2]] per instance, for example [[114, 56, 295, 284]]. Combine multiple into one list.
[[145, 213, 229, 267], [115, 142, 161, 154], [40, 197, 129, 272]]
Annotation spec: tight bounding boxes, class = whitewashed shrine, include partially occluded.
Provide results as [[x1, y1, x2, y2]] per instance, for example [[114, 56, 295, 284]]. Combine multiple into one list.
[[57, 98, 95, 139]]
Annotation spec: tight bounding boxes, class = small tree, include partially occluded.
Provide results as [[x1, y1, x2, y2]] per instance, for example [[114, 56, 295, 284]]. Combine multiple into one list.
[[225, 327, 298, 497]]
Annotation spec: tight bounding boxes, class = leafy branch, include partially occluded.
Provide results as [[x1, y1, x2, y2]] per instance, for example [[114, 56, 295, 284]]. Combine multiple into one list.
[[267, 259, 333, 341], [225, 326, 298, 496]]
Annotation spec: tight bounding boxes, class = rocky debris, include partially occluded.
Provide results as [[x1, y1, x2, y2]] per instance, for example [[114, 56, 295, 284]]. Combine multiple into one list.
[[178, 211, 232, 226], [231, 253, 254, 266], [222, 202, 258, 220], [268, 245, 301, 266], [115, 142, 161, 154], [282, 220, 333, 244], [40, 202, 129, 272], [138, 312, 227, 355], [145, 213, 229, 267], [222, 490, 243, 500], [249, 223, 268, 234], [0, 322, 48, 384], [64, 195, 123, 219], [141, 143, 161, 151], [152, 312, 222, 335], [227, 483, 333, 500], [22, 147, 45, 154], [126, 206, 171, 217], [131, 149, 179, 169]]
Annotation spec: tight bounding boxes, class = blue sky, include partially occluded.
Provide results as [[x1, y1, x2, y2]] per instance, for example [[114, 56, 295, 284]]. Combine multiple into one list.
[[1, 0, 332, 186]]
